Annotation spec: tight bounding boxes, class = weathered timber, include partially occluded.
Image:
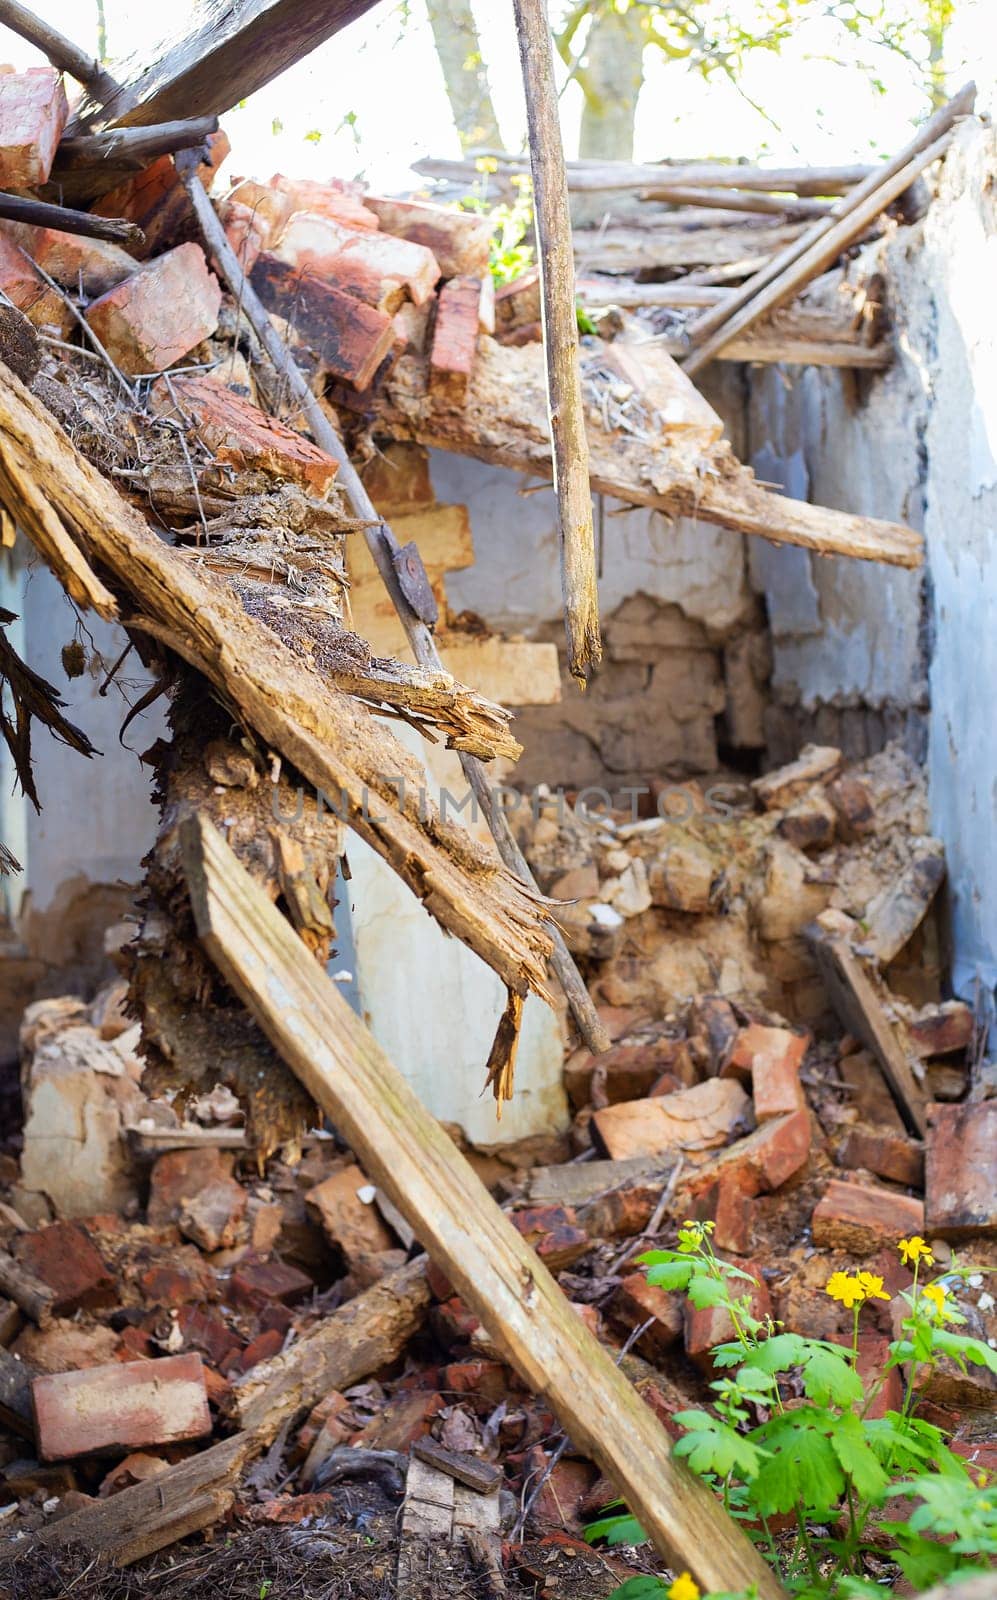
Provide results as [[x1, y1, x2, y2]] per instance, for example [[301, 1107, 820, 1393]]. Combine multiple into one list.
[[413, 154, 875, 196], [0, 1347, 37, 1437], [808, 925, 928, 1137], [0, 190, 143, 246], [47, 115, 220, 205], [373, 336, 923, 568], [412, 1436, 504, 1493], [0, 1247, 54, 1326], [175, 152, 611, 1057], [66, 0, 384, 134], [639, 184, 835, 217], [180, 814, 785, 1600], [512, 0, 600, 682], [573, 216, 808, 277], [0, 359, 553, 1001], [684, 82, 975, 370]]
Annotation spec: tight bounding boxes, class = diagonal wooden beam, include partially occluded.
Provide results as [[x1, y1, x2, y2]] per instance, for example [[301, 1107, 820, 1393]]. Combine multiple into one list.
[[65, 0, 385, 134], [180, 812, 785, 1599]]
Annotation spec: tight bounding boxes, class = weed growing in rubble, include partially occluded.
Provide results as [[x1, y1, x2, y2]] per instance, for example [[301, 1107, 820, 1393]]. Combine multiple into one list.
[[585, 1224, 997, 1600]]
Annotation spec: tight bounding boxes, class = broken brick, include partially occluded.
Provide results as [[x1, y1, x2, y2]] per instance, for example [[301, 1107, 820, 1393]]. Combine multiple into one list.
[[0, 231, 72, 335], [695, 1169, 755, 1256], [565, 1033, 694, 1112], [147, 1146, 233, 1227], [1, 224, 136, 297], [137, 1263, 212, 1305], [524, 1444, 597, 1532], [91, 135, 229, 259], [838, 1125, 924, 1189], [230, 1257, 314, 1309], [226, 1327, 284, 1375], [612, 1273, 684, 1358], [178, 1174, 248, 1253], [648, 842, 717, 913], [14, 1320, 119, 1374], [306, 1163, 394, 1264], [443, 1360, 511, 1408], [925, 1100, 997, 1238], [353, 1389, 445, 1452], [685, 1260, 771, 1368], [273, 212, 439, 311], [365, 195, 492, 278], [811, 1179, 924, 1255], [269, 172, 378, 231], [85, 242, 221, 377], [510, 1205, 589, 1271], [250, 253, 396, 389], [33, 1352, 212, 1462], [592, 1079, 752, 1161], [752, 744, 841, 810], [99, 1451, 169, 1496], [685, 1106, 812, 1198], [827, 773, 875, 838], [176, 1305, 242, 1370], [905, 1001, 974, 1058], [776, 788, 838, 852], [15, 1222, 115, 1315], [161, 372, 340, 496], [431, 1296, 481, 1348], [0, 68, 68, 188], [742, 1026, 808, 1119], [429, 275, 481, 403]]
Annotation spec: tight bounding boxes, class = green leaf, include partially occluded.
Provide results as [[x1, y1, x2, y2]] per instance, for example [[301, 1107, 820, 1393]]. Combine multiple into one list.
[[931, 1329, 997, 1375], [584, 1512, 647, 1547], [673, 1410, 765, 1480], [751, 1410, 845, 1517], [800, 1345, 864, 1408], [686, 1274, 728, 1309], [601, 1580, 669, 1600], [828, 1413, 889, 1501], [749, 1333, 809, 1374], [644, 1260, 694, 1291]]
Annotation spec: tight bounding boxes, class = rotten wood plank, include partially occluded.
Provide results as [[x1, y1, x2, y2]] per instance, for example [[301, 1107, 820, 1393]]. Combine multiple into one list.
[[512, 0, 600, 683], [412, 1436, 503, 1494], [180, 812, 784, 1599]]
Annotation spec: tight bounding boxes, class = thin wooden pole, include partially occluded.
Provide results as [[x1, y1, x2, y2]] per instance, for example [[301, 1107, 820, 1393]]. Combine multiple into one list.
[[511, 0, 601, 685], [181, 814, 785, 1600], [682, 81, 975, 374], [0, 190, 142, 246], [0, 0, 119, 99], [682, 133, 952, 378], [173, 150, 611, 1058]]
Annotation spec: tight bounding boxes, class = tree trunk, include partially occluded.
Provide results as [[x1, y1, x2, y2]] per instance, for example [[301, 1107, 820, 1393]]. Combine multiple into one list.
[[426, 0, 503, 153], [578, 5, 645, 160]]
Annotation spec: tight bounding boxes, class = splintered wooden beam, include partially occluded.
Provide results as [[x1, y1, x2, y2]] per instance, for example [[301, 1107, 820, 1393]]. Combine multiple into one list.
[[512, 0, 600, 683], [65, 0, 384, 134], [180, 813, 784, 1600]]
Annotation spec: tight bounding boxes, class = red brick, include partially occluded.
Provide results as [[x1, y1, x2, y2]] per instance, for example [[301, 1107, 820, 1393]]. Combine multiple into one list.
[[426, 1259, 455, 1301], [138, 1264, 210, 1305], [613, 1273, 683, 1358], [92, 135, 229, 260], [246, 1491, 339, 1524], [580, 1179, 667, 1241], [565, 1034, 694, 1111], [510, 1205, 589, 1271], [838, 1125, 924, 1189], [431, 1296, 480, 1348], [162, 372, 339, 496], [365, 195, 492, 278], [695, 1169, 755, 1255], [15, 1222, 115, 1315], [593, 1079, 753, 1161], [272, 212, 439, 311], [176, 1305, 242, 1370], [99, 1451, 169, 1496], [429, 275, 481, 402], [0, 68, 68, 187], [569, 1301, 602, 1337], [352, 1389, 445, 1452], [116, 1327, 154, 1362], [85, 242, 221, 377], [147, 1147, 232, 1227], [685, 1106, 812, 1198], [32, 1353, 211, 1461], [2, 224, 136, 296], [0, 231, 72, 334], [811, 1179, 924, 1255], [306, 1163, 394, 1265], [179, 1174, 248, 1252], [230, 1257, 313, 1309], [741, 1027, 808, 1118], [251, 253, 395, 389], [855, 1331, 902, 1420], [296, 1388, 353, 1459], [443, 1360, 511, 1407], [684, 1260, 771, 1367], [270, 173, 378, 231], [925, 1100, 997, 1238], [524, 1445, 597, 1532], [226, 1326, 283, 1375]]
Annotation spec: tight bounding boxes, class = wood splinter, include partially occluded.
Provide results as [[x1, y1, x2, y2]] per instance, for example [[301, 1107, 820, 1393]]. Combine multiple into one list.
[[512, 0, 601, 684]]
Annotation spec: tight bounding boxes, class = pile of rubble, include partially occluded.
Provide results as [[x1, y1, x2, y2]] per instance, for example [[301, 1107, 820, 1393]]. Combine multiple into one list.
[[0, 742, 993, 1592]]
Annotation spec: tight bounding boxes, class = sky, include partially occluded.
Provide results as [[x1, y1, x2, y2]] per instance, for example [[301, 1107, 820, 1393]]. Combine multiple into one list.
[[0, 2, 994, 194]]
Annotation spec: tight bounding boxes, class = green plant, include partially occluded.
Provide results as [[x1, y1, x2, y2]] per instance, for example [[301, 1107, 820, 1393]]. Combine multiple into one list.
[[585, 1225, 997, 1600], [459, 159, 535, 287]]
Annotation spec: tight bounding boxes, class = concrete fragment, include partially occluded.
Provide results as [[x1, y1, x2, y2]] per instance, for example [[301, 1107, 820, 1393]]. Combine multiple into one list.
[[811, 1179, 924, 1254], [85, 242, 221, 377], [752, 744, 841, 810], [925, 1101, 997, 1238], [0, 68, 68, 187], [32, 1352, 212, 1461], [648, 842, 717, 912]]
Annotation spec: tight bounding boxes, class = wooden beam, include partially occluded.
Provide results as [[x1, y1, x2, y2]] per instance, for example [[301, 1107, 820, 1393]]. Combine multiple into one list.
[[180, 812, 785, 1600], [46, 115, 219, 205], [413, 155, 875, 197], [0, 190, 143, 246], [512, 0, 600, 683], [65, 0, 385, 134]]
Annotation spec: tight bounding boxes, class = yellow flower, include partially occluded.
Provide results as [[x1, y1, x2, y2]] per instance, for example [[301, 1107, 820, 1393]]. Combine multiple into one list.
[[899, 1236, 934, 1267], [826, 1271, 865, 1309], [857, 1272, 891, 1302], [921, 1282, 947, 1317], [668, 1573, 700, 1600], [475, 155, 499, 174]]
